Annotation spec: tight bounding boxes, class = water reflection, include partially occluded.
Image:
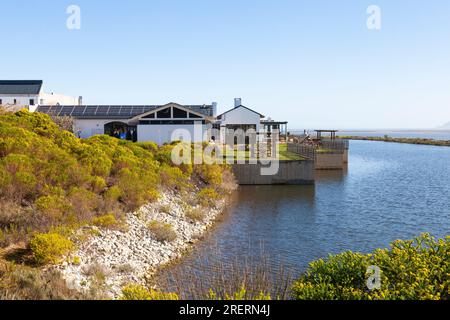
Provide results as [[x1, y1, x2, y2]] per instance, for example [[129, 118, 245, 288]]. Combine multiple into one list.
[[157, 140, 450, 296]]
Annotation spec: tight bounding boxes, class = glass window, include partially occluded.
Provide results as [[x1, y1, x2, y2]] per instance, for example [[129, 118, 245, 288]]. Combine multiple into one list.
[[173, 107, 188, 118], [156, 107, 171, 118]]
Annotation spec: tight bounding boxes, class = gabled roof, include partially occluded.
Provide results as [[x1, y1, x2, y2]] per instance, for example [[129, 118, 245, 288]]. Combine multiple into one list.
[[130, 103, 210, 121], [0, 80, 43, 94], [217, 105, 265, 119], [36, 104, 214, 119]]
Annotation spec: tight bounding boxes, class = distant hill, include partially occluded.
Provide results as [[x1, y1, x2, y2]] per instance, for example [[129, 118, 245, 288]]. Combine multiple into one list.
[[437, 121, 450, 129]]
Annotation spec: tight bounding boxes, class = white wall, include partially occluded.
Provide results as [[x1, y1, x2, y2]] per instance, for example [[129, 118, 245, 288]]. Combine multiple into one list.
[[0, 92, 78, 112], [220, 107, 261, 131], [0, 94, 39, 109], [39, 93, 78, 106], [73, 119, 129, 139], [137, 123, 207, 145]]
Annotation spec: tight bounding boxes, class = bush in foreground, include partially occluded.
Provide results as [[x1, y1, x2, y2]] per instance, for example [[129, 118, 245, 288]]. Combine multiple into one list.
[[292, 234, 450, 300], [120, 284, 179, 300], [147, 220, 177, 243], [29, 232, 74, 265]]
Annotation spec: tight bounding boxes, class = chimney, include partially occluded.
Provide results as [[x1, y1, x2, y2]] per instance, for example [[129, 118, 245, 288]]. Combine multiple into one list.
[[78, 96, 83, 106], [211, 102, 218, 117], [234, 98, 241, 108]]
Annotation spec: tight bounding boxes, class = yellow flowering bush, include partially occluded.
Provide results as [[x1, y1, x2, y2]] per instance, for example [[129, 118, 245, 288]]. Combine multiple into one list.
[[92, 214, 118, 228], [292, 234, 450, 300], [29, 232, 74, 265], [0, 109, 230, 249], [120, 284, 179, 300]]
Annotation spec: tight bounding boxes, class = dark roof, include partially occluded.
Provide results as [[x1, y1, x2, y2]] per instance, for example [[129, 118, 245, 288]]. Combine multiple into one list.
[[36, 104, 213, 119], [314, 130, 339, 132], [217, 105, 265, 119], [0, 80, 43, 94], [261, 121, 288, 125]]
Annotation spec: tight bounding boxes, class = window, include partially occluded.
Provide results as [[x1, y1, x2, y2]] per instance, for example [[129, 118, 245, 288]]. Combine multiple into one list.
[[29, 99, 35, 105], [0, 99, 2, 105], [189, 112, 202, 119], [40, 99, 44, 104], [156, 107, 171, 118], [142, 113, 155, 119], [13, 99, 17, 104], [173, 107, 188, 118], [139, 120, 205, 125]]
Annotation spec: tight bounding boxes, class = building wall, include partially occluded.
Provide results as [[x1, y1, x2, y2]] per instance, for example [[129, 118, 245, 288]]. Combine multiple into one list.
[[39, 93, 78, 109], [73, 119, 130, 139], [0, 92, 78, 112], [220, 107, 261, 131], [315, 153, 345, 170], [0, 94, 39, 109], [137, 123, 207, 145], [232, 160, 315, 185]]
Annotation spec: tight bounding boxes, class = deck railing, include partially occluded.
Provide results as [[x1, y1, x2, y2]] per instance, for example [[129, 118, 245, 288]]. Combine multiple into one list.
[[320, 139, 349, 151], [287, 143, 316, 160]]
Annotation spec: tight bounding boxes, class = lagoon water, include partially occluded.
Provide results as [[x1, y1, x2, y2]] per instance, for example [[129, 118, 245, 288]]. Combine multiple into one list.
[[291, 130, 450, 140], [159, 140, 450, 294]]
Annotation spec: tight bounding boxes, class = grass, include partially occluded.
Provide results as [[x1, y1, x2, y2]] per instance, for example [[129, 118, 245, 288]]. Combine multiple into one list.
[[152, 247, 295, 300], [219, 143, 306, 161]]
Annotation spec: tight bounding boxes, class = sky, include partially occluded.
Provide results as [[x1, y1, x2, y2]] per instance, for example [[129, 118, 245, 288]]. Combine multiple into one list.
[[1, 0, 449, 129]]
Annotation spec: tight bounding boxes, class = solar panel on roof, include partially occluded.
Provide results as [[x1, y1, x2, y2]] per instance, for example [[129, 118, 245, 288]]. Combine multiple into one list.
[[96, 106, 109, 115], [49, 106, 63, 115], [71, 106, 86, 116], [59, 106, 74, 116], [119, 106, 133, 115], [83, 106, 98, 116], [108, 106, 122, 115], [38, 106, 50, 113]]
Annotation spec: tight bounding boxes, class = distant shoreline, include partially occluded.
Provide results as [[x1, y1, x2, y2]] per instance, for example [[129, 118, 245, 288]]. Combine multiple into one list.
[[339, 136, 450, 147]]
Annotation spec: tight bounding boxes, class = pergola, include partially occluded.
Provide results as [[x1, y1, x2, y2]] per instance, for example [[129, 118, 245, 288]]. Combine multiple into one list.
[[261, 121, 288, 140], [314, 130, 338, 140]]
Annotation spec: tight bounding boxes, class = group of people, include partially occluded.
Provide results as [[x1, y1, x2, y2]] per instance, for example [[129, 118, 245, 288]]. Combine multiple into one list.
[[111, 128, 137, 141]]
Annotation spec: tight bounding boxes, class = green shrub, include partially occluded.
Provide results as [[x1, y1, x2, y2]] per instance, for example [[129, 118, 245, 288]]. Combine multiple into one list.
[[90, 176, 107, 193], [292, 234, 450, 300], [147, 220, 177, 242], [29, 232, 74, 265], [185, 207, 205, 222], [197, 187, 220, 207], [35, 195, 72, 221], [208, 286, 271, 300], [92, 214, 118, 228], [104, 185, 122, 202], [120, 284, 179, 300], [194, 163, 223, 186]]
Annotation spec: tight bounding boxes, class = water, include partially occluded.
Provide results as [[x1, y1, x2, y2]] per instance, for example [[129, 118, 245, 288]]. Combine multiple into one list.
[[291, 130, 450, 140], [159, 140, 450, 294]]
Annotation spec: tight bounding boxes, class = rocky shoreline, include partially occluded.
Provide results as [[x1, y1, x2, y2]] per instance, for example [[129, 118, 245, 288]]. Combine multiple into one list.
[[57, 190, 227, 298]]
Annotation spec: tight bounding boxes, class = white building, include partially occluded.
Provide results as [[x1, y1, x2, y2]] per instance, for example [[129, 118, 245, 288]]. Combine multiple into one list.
[[0, 80, 80, 112], [35, 96, 288, 145], [37, 103, 215, 144]]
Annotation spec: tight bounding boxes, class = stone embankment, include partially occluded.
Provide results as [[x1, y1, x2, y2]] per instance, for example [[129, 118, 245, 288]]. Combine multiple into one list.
[[57, 190, 226, 298]]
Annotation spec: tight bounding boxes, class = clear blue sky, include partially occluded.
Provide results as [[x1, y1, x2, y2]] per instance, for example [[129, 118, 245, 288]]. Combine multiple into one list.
[[1, 0, 449, 129]]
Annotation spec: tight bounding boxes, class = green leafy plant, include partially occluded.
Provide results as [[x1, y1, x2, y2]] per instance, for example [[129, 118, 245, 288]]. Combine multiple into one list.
[[120, 284, 179, 300], [292, 234, 450, 300], [29, 232, 74, 265]]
